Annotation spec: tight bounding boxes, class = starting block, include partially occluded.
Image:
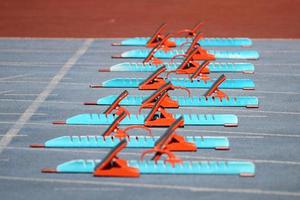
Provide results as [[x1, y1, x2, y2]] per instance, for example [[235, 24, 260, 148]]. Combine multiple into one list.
[[112, 33, 259, 60], [99, 47, 255, 73], [92, 66, 255, 89], [112, 23, 252, 47], [53, 90, 238, 127], [100, 62, 255, 74], [89, 76, 258, 108], [32, 115, 229, 150], [42, 139, 255, 177]]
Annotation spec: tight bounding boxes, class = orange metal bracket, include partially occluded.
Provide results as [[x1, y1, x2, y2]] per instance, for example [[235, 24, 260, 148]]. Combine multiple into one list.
[[140, 82, 191, 109], [154, 116, 196, 151], [167, 48, 211, 79], [204, 74, 229, 100], [146, 22, 204, 48], [143, 33, 177, 64], [103, 90, 130, 116], [147, 32, 176, 49], [189, 45, 215, 61], [138, 66, 167, 90], [143, 92, 180, 127], [189, 60, 211, 82], [142, 42, 163, 65], [102, 111, 152, 138], [176, 21, 204, 38], [141, 148, 182, 166], [140, 117, 196, 165], [178, 32, 205, 50], [93, 140, 140, 177], [101, 112, 128, 138]]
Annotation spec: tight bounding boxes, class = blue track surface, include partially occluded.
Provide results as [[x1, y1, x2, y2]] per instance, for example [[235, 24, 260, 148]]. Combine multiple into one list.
[[0, 38, 299, 200]]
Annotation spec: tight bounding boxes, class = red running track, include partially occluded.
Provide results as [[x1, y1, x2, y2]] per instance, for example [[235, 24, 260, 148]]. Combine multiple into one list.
[[0, 0, 299, 38]]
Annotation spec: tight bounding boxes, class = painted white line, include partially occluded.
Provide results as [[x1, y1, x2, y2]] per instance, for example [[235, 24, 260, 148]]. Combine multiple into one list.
[[183, 107, 300, 115], [250, 90, 300, 95], [0, 49, 119, 53], [253, 38, 300, 40], [0, 119, 298, 138], [238, 115, 268, 118], [0, 98, 82, 104], [262, 50, 300, 53], [0, 61, 63, 67], [257, 63, 300, 66], [0, 112, 46, 116], [54, 187, 124, 192], [0, 61, 114, 68], [0, 90, 13, 95], [0, 135, 27, 137], [0, 49, 77, 53], [0, 175, 299, 197], [5, 147, 300, 166], [22, 77, 72, 81], [4, 93, 58, 96], [1, 36, 299, 40], [184, 155, 300, 166], [256, 72, 300, 76], [0, 74, 31, 81], [0, 39, 94, 155], [0, 37, 90, 40], [226, 136, 264, 139], [0, 121, 78, 126], [225, 89, 300, 95], [0, 80, 87, 86]]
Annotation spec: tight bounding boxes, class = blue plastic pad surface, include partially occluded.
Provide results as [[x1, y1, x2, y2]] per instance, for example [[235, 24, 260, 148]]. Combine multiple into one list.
[[119, 37, 252, 47], [44, 135, 229, 149], [65, 114, 238, 126], [119, 49, 260, 60], [101, 78, 255, 89], [96, 95, 259, 108], [55, 159, 255, 175], [109, 62, 255, 73]]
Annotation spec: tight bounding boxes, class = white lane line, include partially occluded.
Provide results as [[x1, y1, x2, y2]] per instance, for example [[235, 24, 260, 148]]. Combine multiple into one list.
[[257, 63, 300, 66], [249, 90, 300, 95], [0, 98, 82, 104], [0, 74, 31, 81], [5, 147, 300, 166], [226, 136, 264, 139], [22, 77, 72, 81], [226, 89, 300, 95], [254, 38, 300, 40], [54, 187, 124, 192], [0, 39, 94, 155], [262, 50, 300, 53], [0, 90, 13, 95], [0, 120, 298, 138], [0, 112, 46, 116], [181, 155, 300, 166], [0, 49, 119, 53], [0, 175, 299, 197], [0, 80, 87, 86], [0, 37, 93, 40], [0, 135, 27, 137], [256, 72, 300, 76], [0, 61, 112, 67], [183, 107, 300, 115], [179, 129, 300, 138], [238, 115, 267, 118], [0, 61, 63, 67], [4, 93, 58, 96]]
